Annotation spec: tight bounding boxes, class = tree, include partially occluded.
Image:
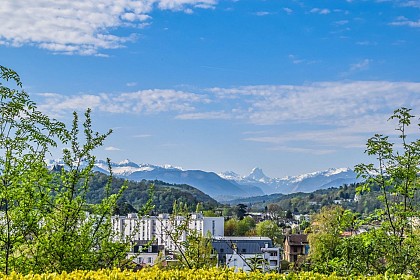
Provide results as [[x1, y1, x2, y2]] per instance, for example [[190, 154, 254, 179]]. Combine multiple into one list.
[[233, 203, 247, 220], [0, 66, 129, 274], [0, 66, 67, 274], [267, 203, 282, 219], [307, 205, 357, 274], [32, 111, 128, 273], [354, 107, 420, 275], [255, 220, 283, 245], [157, 200, 216, 269]]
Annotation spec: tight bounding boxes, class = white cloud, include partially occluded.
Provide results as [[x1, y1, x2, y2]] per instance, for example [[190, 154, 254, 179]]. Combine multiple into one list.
[[158, 0, 216, 10], [126, 82, 138, 87], [310, 8, 330, 15], [401, 1, 420, 8], [356, 41, 378, 46], [349, 58, 372, 72], [175, 111, 232, 120], [105, 146, 121, 151], [390, 17, 420, 28], [133, 134, 152, 138], [38, 89, 209, 116], [208, 81, 420, 128], [283, 8, 293, 15], [37, 81, 420, 153], [0, 0, 218, 55], [255, 11, 273, 16], [335, 20, 349, 25]]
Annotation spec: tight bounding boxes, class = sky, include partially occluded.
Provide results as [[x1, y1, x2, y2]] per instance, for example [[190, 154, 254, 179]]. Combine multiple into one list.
[[0, 0, 419, 178]]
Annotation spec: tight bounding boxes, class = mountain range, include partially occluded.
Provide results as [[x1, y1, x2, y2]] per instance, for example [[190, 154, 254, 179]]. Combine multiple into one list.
[[46, 159, 362, 201]]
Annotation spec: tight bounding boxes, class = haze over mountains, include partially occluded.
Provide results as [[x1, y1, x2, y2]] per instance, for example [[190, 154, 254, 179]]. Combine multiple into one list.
[[47, 159, 362, 201]]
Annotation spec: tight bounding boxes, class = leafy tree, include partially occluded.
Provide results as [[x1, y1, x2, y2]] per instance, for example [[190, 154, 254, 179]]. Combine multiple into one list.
[[156, 200, 216, 269], [224, 217, 255, 236], [255, 220, 283, 245], [180, 231, 216, 268], [0, 66, 129, 274], [32, 111, 128, 273], [267, 203, 282, 219], [307, 205, 357, 274], [354, 107, 420, 275], [0, 66, 67, 274]]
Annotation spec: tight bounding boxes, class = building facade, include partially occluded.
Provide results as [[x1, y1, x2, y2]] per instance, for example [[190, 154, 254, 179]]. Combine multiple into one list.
[[283, 234, 309, 263], [212, 236, 281, 272], [112, 213, 224, 252]]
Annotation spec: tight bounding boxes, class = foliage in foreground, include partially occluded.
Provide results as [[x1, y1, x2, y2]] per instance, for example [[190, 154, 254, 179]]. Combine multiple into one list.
[[307, 108, 420, 276], [0, 268, 417, 280], [0, 66, 131, 274]]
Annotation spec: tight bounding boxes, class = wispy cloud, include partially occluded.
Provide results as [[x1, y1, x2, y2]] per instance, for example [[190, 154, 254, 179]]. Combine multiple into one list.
[[335, 20, 349, 25], [288, 54, 319, 65], [0, 0, 218, 55], [105, 146, 121, 151], [175, 111, 232, 120], [310, 8, 331, 15], [208, 81, 420, 128], [126, 82, 138, 87], [37, 80, 420, 154], [356, 41, 378, 46], [349, 58, 372, 71], [255, 11, 273, 16], [133, 134, 152, 138], [390, 16, 420, 28], [283, 8, 293, 15], [38, 89, 210, 116], [39, 81, 420, 128]]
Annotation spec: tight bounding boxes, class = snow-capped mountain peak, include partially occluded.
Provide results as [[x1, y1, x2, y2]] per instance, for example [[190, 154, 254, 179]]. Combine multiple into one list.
[[118, 159, 140, 168], [218, 171, 242, 181], [221, 166, 361, 195], [246, 167, 270, 182]]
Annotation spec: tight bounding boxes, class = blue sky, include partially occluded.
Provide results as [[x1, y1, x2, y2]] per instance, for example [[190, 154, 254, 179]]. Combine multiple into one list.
[[1, 0, 419, 178]]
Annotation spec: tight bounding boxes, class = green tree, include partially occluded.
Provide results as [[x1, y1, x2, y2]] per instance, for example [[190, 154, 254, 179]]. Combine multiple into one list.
[[307, 205, 357, 274], [158, 200, 216, 269], [255, 220, 283, 245], [0, 66, 67, 274], [32, 111, 128, 273], [0, 66, 129, 274], [355, 107, 420, 275]]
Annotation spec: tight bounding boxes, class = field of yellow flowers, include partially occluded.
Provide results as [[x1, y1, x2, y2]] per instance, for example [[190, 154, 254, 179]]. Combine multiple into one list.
[[0, 268, 415, 280]]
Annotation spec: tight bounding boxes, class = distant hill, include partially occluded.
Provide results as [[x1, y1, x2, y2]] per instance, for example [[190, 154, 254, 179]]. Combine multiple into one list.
[[87, 172, 220, 214], [91, 160, 265, 201], [46, 159, 361, 201], [225, 182, 415, 216]]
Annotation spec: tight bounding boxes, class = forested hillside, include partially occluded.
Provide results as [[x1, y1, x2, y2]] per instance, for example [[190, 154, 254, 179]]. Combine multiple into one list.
[[86, 172, 220, 214], [228, 182, 420, 215]]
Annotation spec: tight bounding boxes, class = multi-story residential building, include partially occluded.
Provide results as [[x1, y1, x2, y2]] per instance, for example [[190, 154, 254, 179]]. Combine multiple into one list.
[[112, 213, 224, 252]]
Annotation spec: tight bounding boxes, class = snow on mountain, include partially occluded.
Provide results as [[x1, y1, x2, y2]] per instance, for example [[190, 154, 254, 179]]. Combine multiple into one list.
[[218, 171, 242, 181], [246, 167, 271, 183], [46, 159, 361, 199], [221, 167, 361, 194]]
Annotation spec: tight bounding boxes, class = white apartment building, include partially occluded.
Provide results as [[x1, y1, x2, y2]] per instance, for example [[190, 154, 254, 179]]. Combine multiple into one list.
[[112, 213, 224, 252]]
